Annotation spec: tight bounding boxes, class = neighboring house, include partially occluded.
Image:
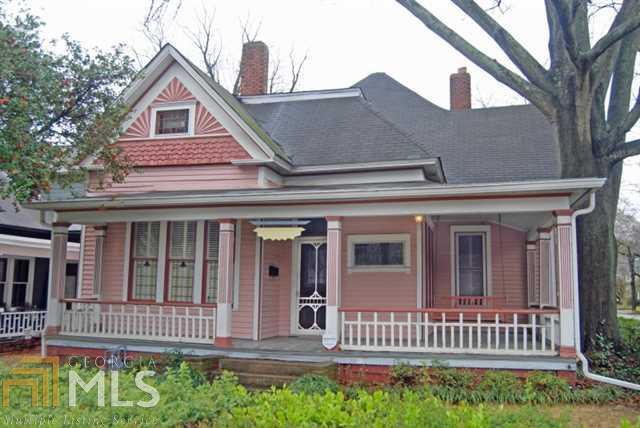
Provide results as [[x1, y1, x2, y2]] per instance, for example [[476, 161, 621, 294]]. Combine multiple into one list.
[[0, 200, 80, 340], [27, 42, 605, 376]]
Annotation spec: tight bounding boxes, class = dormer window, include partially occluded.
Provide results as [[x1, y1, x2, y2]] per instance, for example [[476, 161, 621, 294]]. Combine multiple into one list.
[[156, 109, 189, 135], [149, 102, 196, 138]]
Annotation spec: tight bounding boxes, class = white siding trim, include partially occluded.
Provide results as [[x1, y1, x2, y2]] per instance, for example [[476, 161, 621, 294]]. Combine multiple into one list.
[[122, 222, 131, 302], [26, 257, 35, 305], [346, 234, 411, 273], [416, 222, 424, 309], [449, 225, 492, 297]]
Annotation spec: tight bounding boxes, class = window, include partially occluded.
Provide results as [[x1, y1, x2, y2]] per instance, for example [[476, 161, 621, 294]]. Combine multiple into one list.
[[155, 109, 189, 135], [451, 226, 491, 297], [204, 221, 220, 304], [11, 259, 29, 307], [131, 222, 160, 301], [347, 234, 411, 272], [167, 221, 196, 303]]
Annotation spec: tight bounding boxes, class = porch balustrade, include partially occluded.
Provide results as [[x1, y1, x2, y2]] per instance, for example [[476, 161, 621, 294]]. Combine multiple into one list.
[[60, 300, 216, 344], [340, 308, 560, 356], [0, 310, 47, 339]]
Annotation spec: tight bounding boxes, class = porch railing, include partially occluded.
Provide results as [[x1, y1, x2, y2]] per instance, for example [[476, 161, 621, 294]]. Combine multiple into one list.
[[340, 308, 560, 356], [443, 296, 505, 308], [0, 311, 47, 339], [60, 300, 216, 344]]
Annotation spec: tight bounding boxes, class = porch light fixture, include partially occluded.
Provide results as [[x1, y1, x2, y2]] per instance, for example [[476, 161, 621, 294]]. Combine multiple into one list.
[[414, 215, 424, 224], [254, 227, 305, 241]]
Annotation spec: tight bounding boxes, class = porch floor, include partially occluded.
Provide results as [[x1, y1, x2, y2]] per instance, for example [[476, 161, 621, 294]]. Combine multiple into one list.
[[45, 335, 576, 372]]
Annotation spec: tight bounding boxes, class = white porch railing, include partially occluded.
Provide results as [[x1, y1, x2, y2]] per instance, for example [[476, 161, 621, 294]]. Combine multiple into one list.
[[0, 311, 47, 339], [60, 300, 216, 344], [340, 308, 560, 356]]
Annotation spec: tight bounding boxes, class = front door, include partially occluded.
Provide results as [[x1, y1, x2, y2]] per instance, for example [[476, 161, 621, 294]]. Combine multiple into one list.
[[293, 238, 327, 335]]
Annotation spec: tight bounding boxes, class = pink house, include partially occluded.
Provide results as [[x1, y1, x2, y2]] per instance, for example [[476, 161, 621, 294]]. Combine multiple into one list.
[[28, 43, 605, 375]]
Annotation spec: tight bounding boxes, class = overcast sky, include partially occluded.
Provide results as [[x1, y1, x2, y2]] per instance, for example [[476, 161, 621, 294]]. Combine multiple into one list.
[[23, 0, 640, 204]]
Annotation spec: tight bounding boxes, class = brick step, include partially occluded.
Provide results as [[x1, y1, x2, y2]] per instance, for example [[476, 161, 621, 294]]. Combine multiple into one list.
[[213, 370, 298, 389], [218, 358, 336, 378]]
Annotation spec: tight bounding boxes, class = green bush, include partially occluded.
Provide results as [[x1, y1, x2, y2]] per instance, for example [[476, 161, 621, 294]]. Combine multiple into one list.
[[389, 362, 424, 386], [289, 373, 339, 395], [524, 372, 572, 404], [476, 371, 523, 403], [587, 317, 640, 384]]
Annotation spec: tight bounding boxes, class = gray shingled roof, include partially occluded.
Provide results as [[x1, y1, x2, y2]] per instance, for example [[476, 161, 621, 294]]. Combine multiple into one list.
[[242, 95, 431, 166], [352, 73, 561, 184]]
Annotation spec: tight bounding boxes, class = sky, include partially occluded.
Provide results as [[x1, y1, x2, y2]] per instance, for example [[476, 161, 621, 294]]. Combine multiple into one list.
[[20, 0, 640, 205]]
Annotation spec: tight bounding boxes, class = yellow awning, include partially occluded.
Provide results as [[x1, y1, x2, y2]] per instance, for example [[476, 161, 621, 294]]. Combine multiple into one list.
[[254, 227, 305, 241]]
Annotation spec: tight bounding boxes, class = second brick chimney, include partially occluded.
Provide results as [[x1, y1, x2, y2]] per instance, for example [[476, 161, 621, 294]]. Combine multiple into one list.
[[239, 41, 269, 96], [450, 67, 471, 111]]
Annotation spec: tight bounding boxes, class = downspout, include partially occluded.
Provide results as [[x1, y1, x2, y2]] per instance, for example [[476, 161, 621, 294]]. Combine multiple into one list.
[[571, 191, 640, 390]]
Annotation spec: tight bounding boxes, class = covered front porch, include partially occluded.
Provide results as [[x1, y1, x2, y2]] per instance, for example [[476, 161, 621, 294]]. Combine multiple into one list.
[[39, 188, 582, 362]]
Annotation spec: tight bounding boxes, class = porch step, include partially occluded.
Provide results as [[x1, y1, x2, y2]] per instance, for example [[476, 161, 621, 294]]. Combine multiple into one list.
[[218, 358, 336, 378], [217, 358, 336, 388]]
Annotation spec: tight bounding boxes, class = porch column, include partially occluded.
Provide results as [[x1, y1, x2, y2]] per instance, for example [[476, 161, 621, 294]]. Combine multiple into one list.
[[554, 210, 576, 357], [537, 228, 551, 307], [92, 225, 107, 298], [323, 216, 342, 350], [526, 241, 539, 306], [45, 222, 69, 336], [215, 219, 235, 347]]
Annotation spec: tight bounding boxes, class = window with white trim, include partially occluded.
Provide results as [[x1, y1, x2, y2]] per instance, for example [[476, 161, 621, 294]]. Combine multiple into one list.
[[131, 222, 160, 301], [347, 234, 411, 272], [155, 109, 189, 135], [204, 221, 220, 304], [167, 221, 197, 303], [454, 231, 488, 296]]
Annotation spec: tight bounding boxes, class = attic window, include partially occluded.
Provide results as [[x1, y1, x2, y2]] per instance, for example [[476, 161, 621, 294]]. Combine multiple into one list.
[[156, 109, 189, 135]]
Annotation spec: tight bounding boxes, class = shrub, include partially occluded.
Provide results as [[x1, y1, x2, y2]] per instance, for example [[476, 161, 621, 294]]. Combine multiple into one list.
[[524, 372, 572, 404], [428, 366, 476, 389], [289, 373, 339, 395], [587, 317, 640, 384], [389, 362, 424, 386], [476, 371, 523, 403]]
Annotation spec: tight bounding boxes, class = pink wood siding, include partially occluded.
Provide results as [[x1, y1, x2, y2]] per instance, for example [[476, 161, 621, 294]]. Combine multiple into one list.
[[80, 227, 97, 298], [231, 220, 257, 339], [340, 216, 418, 309], [259, 240, 293, 339], [100, 223, 127, 301], [88, 165, 260, 195], [431, 222, 527, 309]]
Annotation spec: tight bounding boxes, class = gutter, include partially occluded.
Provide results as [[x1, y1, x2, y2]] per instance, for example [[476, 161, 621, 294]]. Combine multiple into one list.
[[571, 192, 640, 391]]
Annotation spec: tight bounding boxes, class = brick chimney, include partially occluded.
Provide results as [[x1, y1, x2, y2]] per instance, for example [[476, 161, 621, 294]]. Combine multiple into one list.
[[450, 67, 471, 111], [239, 41, 269, 96]]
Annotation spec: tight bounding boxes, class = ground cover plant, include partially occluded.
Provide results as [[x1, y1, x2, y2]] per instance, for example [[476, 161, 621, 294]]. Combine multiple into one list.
[[588, 317, 640, 384], [0, 357, 638, 427]]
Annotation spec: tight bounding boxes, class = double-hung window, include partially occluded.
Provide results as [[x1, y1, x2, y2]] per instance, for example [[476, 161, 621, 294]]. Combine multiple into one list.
[[167, 221, 197, 303], [11, 259, 29, 307], [0, 258, 6, 307], [131, 222, 160, 301], [204, 221, 220, 304], [452, 226, 490, 297]]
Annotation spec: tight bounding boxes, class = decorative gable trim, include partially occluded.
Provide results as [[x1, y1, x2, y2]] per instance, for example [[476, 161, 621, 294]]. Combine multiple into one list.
[[118, 45, 279, 162], [153, 77, 195, 104]]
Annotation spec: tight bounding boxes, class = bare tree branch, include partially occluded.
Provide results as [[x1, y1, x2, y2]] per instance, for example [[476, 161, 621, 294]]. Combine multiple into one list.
[[449, 0, 555, 95], [582, 3, 640, 65], [268, 55, 281, 93], [183, 4, 222, 82], [288, 49, 308, 93], [605, 138, 640, 162], [395, 0, 554, 115]]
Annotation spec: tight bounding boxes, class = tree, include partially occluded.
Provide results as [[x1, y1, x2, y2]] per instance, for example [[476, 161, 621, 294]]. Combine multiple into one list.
[[0, 4, 136, 203], [616, 202, 640, 311], [395, 0, 640, 347]]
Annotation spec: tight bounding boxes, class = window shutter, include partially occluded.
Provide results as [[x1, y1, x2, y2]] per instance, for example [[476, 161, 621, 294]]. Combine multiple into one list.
[[205, 221, 220, 304], [207, 221, 220, 261]]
